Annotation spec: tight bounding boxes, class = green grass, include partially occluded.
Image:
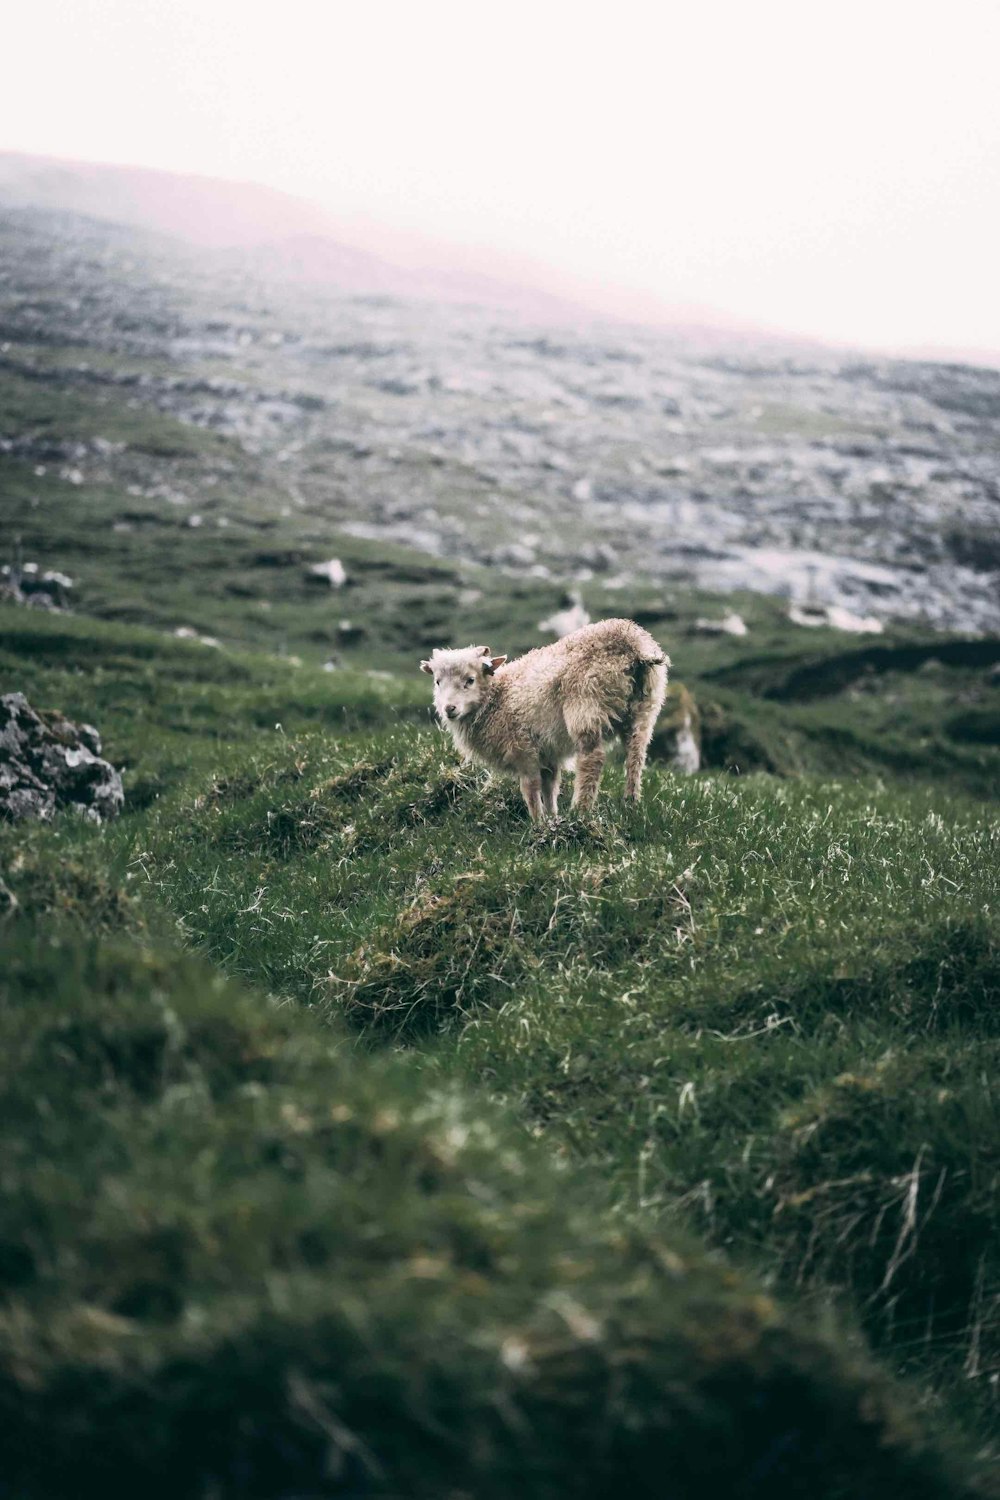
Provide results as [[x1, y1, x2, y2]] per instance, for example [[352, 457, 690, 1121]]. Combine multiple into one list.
[[2, 608, 999, 1493], [6, 436, 999, 804], [135, 726, 999, 1423], [3, 930, 980, 1500], [0, 366, 230, 457]]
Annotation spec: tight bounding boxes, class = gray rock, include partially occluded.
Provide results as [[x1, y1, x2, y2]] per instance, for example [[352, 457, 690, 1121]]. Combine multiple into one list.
[[694, 611, 749, 637], [0, 693, 124, 823], [489, 542, 537, 568]]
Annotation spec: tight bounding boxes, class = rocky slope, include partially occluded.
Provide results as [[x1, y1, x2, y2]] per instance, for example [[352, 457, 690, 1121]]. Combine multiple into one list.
[[1, 197, 998, 636]]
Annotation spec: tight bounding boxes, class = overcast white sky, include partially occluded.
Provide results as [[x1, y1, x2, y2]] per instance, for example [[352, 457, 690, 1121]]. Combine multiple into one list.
[[4, 0, 1000, 352]]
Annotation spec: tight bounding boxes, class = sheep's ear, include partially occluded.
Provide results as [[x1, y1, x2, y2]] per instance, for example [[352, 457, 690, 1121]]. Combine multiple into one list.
[[479, 645, 491, 657], [483, 654, 507, 674], [420, 659, 433, 675]]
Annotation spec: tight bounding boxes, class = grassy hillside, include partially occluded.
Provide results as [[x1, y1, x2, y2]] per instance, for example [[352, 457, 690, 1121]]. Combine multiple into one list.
[[1, 201, 999, 1493], [2, 609, 998, 1495]]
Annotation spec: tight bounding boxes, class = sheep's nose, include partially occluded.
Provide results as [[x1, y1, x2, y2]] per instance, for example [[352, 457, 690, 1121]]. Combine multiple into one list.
[[444, 704, 458, 719]]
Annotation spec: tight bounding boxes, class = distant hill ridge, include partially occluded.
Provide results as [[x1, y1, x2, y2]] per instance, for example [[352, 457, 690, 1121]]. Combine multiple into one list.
[[0, 150, 607, 323], [0, 149, 790, 334]]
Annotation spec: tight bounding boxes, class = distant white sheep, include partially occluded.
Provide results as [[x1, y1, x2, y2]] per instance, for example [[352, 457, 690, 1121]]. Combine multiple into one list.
[[420, 618, 668, 820], [538, 591, 590, 638]]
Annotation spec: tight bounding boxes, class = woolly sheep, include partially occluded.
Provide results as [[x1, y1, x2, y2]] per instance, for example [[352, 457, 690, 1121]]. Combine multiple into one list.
[[420, 618, 668, 820]]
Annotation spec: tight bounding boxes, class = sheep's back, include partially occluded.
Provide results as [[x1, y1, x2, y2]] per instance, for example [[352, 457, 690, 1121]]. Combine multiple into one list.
[[496, 619, 659, 744]]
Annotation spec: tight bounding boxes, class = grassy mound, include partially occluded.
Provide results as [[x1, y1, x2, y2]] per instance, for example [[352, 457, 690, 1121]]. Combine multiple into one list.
[[756, 1044, 999, 1372], [4, 929, 981, 1499]]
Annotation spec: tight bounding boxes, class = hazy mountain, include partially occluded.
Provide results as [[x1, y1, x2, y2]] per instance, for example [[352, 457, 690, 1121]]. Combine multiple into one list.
[[0, 150, 777, 333], [0, 150, 335, 247], [0, 151, 610, 323]]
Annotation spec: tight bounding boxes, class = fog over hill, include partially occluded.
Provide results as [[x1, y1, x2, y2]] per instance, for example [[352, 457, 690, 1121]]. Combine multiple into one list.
[[0, 151, 625, 324], [0, 150, 334, 247], [1, 150, 822, 335]]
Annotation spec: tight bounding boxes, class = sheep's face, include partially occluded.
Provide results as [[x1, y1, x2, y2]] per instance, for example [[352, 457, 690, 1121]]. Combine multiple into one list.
[[420, 646, 506, 724]]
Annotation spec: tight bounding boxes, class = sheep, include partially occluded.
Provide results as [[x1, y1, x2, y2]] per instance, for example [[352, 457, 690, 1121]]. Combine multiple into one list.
[[420, 618, 669, 820]]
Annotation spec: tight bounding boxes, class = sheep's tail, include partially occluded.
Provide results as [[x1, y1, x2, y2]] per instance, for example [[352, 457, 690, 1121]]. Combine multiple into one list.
[[633, 649, 670, 703]]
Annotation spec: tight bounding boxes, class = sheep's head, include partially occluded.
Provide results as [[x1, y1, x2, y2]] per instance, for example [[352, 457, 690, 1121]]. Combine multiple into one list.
[[419, 645, 507, 724]]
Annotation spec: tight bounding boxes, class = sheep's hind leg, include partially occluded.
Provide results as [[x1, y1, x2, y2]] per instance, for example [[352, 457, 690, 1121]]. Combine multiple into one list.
[[624, 707, 657, 802], [571, 738, 606, 813], [540, 766, 561, 817], [625, 663, 667, 801], [519, 772, 545, 822]]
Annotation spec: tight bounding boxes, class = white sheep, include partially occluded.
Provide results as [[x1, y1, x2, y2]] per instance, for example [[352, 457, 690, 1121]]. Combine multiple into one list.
[[420, 618, 668, 820]]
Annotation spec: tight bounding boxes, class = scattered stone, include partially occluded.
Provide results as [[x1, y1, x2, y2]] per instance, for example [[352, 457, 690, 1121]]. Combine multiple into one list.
[[826, 605, 885, 635], [538, 592, 590, 637], [173, 626, 222, 647], [489, 542, 537, 569], [0, 693, 123, 823], [305, 558, 348, 588], [694, 611, 748, 637], [789, 603, 883, 634], [573, 542, 618, 572]]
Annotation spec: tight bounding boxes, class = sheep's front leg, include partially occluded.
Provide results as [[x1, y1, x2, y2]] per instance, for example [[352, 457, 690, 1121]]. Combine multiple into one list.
[[540, 766, 561, 817], [519, 772, 545, 822], [571, 738, 606, 813]]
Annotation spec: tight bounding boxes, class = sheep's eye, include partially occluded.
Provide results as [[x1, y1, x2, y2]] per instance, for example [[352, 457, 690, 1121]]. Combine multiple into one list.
[[464, 677, 474, 687]]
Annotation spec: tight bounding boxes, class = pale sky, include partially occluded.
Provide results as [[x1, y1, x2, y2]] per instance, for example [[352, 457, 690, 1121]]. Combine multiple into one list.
[[4, 0, 1000, 352]]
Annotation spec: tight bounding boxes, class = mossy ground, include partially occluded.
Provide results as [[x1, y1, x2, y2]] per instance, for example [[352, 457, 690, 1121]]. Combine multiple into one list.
[[2, 608, 998, 1496]]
